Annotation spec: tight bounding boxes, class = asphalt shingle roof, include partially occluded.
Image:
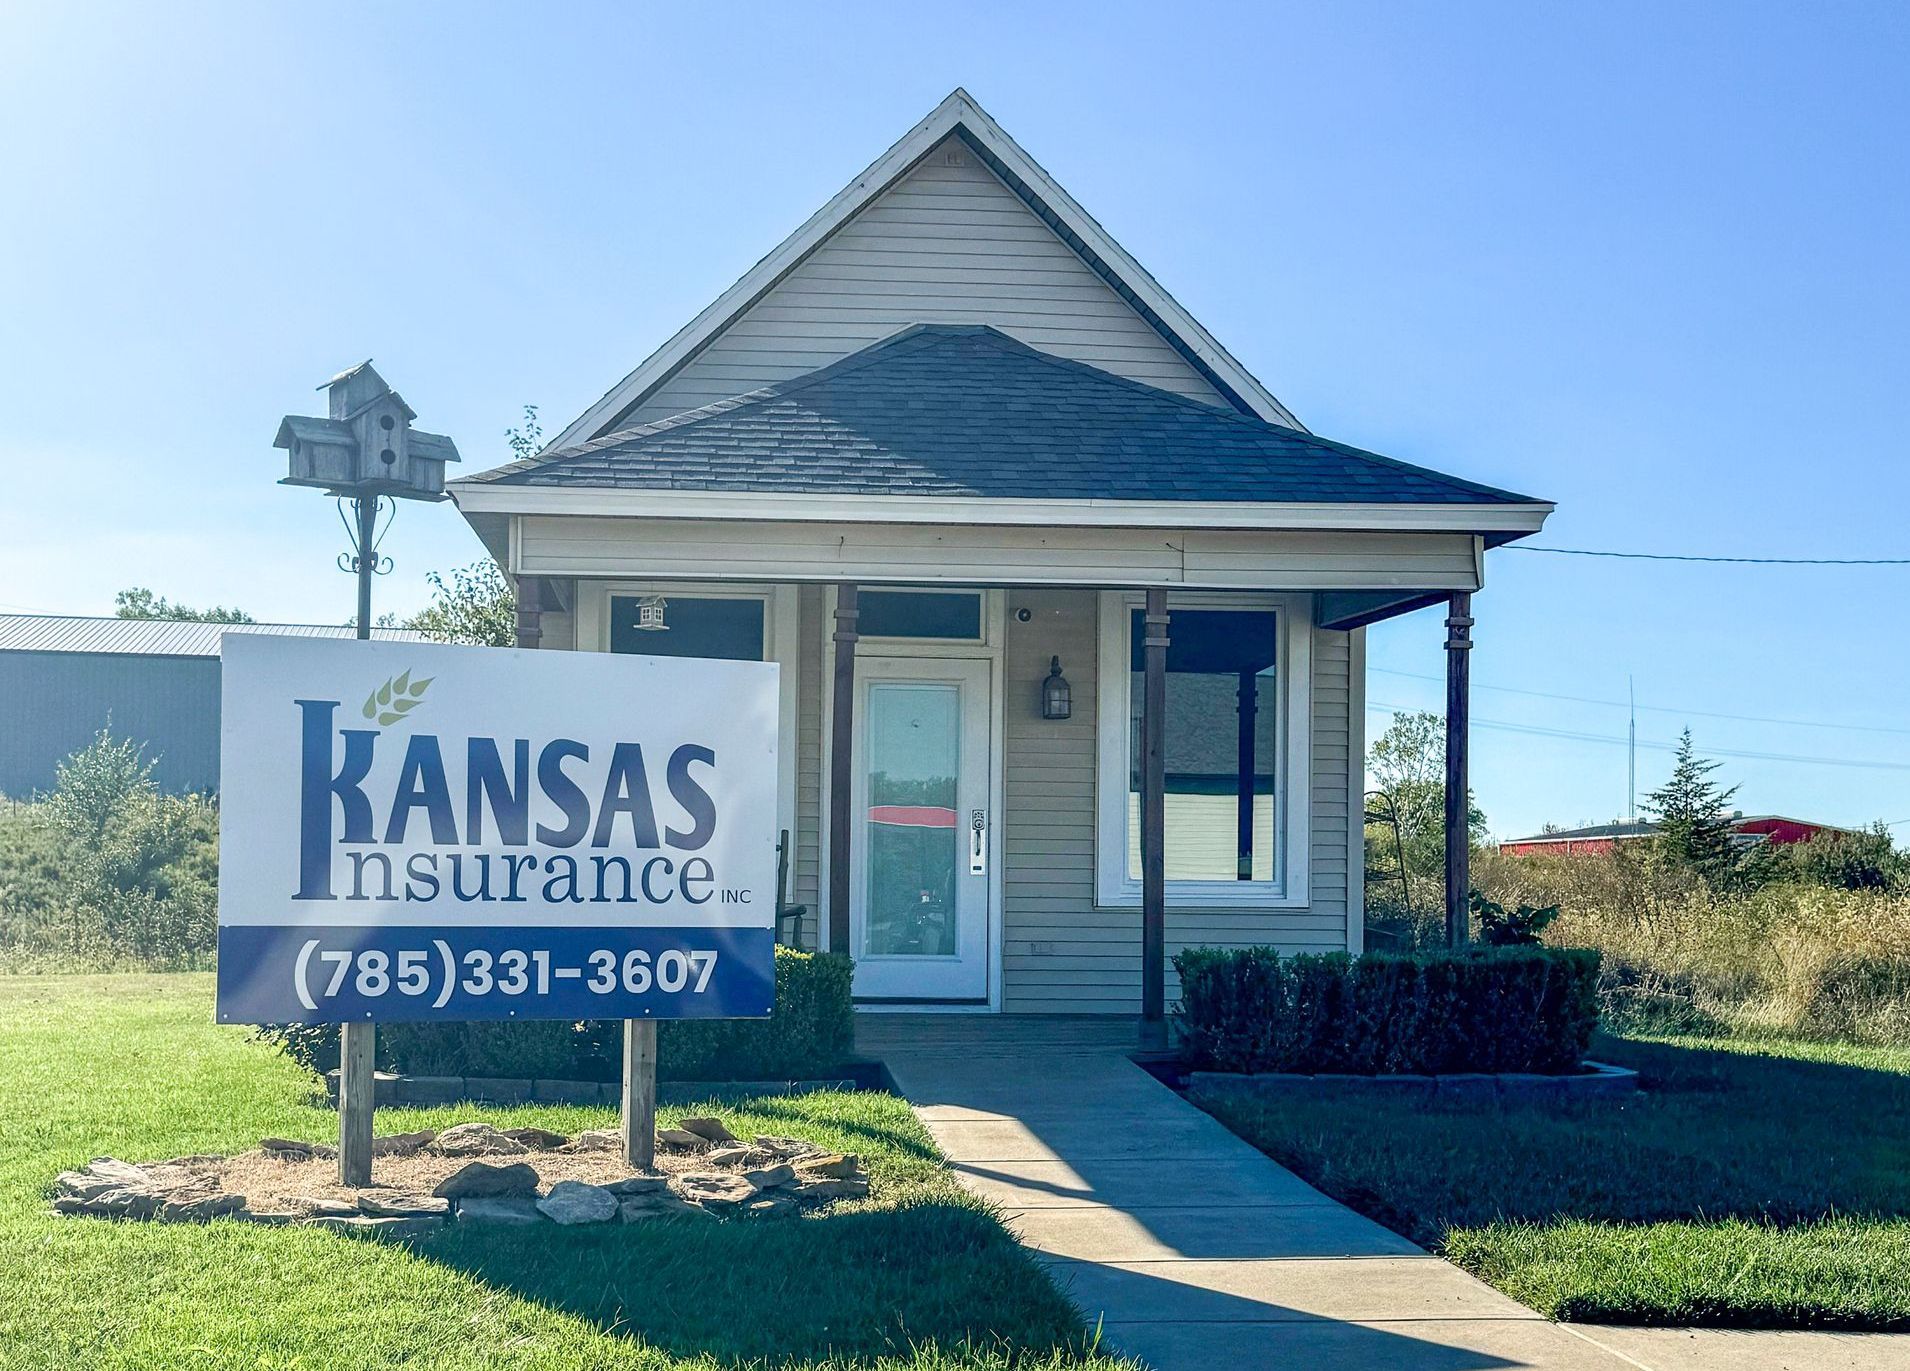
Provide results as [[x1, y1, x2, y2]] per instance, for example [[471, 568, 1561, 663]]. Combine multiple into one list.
[[469, 325, 1542, 506]]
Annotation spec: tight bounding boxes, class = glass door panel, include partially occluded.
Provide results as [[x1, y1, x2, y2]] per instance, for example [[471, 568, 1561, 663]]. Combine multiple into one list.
[[864, 683, 960, 958]]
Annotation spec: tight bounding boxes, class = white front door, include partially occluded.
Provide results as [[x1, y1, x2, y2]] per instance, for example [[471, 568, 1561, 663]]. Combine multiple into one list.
[[849, 656, 993, 1002]]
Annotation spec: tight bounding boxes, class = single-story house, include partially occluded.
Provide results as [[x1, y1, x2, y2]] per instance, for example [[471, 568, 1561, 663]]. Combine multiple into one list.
[[0, 614, 424, 796], [450, 90, 1553, 1023], [1501, 814, 1860, 858]]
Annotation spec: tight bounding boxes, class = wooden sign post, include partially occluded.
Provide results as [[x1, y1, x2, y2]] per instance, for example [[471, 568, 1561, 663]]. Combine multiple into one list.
[[338, 1019, 375, 1186], [623, 1019, 658, 1169]]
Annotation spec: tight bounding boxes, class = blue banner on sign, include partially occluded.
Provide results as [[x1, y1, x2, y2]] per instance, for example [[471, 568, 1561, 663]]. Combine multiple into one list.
[[216, 925, 776, 1024]]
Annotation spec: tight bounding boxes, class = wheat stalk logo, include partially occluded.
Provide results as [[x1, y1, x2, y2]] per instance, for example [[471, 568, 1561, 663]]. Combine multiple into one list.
[[362, 669, 433, 726]]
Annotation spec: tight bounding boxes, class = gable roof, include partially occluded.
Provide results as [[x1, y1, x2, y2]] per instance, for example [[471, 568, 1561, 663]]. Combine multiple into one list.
[[550, 89, 1298, 450], [471, 325, 1542, 510]]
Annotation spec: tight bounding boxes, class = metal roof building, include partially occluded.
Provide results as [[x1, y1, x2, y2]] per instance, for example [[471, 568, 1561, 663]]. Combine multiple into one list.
[[0, 615, 426, 797]]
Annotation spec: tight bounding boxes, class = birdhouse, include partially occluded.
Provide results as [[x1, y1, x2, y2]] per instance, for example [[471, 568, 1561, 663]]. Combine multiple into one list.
[[274, 360, 460, 499]]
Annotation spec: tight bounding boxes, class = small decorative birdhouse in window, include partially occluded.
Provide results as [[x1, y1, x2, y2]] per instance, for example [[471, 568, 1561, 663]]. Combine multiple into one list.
[[1040, 656, 1072, 720], [273, 360, 460, 499], [634, 595, 669, 631]]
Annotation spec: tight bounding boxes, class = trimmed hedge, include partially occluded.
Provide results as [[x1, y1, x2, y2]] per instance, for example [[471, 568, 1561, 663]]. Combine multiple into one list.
[[1174, 945, 1600, 1076], [257, 947, 856, 1083]]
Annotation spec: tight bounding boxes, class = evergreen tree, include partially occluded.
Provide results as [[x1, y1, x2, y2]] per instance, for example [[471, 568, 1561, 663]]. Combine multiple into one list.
[[1642, 730, 1738, 879]]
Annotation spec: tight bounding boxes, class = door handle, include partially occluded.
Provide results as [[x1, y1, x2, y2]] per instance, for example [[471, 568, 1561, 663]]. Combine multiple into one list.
[[969, 809, 987, 876]]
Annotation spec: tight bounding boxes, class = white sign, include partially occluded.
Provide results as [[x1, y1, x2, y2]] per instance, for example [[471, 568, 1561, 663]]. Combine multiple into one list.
[[215, 635, 778, 1024]]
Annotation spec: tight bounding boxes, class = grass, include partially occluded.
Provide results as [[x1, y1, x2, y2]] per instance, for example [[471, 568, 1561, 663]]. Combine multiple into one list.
[[1192, 1031, 1910, 1329], [0, 974, 1129, 1371]]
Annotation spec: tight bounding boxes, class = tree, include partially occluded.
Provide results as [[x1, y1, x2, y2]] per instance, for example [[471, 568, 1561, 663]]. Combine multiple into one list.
[[1641, 730, 1738, 880], [406, 562, 515, 647], [114, 588, 254, 623], [1366, 709, 1487, 884]]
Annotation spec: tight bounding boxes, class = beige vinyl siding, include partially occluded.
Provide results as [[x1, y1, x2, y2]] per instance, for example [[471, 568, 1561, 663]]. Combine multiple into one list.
[[621, 135, 1228, 425], [998, 589, 1355, 1014], [517, 518, 1485, 593]]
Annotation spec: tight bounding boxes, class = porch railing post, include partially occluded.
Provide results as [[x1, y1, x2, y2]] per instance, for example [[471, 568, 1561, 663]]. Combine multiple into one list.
[[828, 583, 859, 956], [1444, 591, 1472, 948], [1140, 588, 1169, 1045]]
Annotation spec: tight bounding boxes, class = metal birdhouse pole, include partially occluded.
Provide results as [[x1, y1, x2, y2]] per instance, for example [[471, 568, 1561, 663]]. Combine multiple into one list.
[[274, 360, 460, 1187]]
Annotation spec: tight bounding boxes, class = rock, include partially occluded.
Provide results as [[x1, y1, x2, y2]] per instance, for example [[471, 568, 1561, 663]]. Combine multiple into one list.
[[66, 1159, 151, 1196], [743, 1190, 800, 1217], [618, 1192, 710, 1222], [357, 1193, 450, 1219], [753, 1135, 824, 1159], [655, 1128, 707, 1150], [56, 1168, 135, 1202], [673, 1171, 758, 1207], [500, 1127, 569, 1151], [602, 1174, 667, 1195], [428, 1123, 530, 1157], [370, 1130, 438, 1157], [743, 1163, 796, 1191], [705, 1145, 755, 1168], [87, 1188, 166, 1220], [676, 1117, 737, 1145], [536, 1180, 619, 1225], [432, 1161, 540, 1199], [305, 1214, 443, 1239], [562, 1129, 624, 1153], [260, 1138, 337, 1162], [162, 1192, 248, 1222], [454, 1197, 544, 1224], [286, 1195, 359, 1217], [793, 1177, 869, 1202], [794, 1153, 862, 1180]]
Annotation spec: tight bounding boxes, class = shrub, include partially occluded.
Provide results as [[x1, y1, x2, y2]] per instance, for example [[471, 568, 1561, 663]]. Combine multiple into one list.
[[0, 731, 217, 971], [255, 947, 856, 1082], [1173, 944, 1601, 1076]]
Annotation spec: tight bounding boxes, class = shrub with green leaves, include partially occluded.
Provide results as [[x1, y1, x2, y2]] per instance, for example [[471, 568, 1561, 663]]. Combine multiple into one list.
[[1174, 944, 1601, 1075], [0, 730, 217, 970]]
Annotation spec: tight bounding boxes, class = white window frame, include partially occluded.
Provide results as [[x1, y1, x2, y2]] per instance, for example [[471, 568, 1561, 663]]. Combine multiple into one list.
[[1094, 589, 1311, 909], [579, 581, 800, 852]]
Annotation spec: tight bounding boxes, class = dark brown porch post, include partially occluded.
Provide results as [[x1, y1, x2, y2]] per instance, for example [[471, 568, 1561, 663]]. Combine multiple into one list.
[[1444, 591, 1472, 948], [828, 584, 859, 955], [1140, 589, 1169, 1046], [514, 576, 542, 649]]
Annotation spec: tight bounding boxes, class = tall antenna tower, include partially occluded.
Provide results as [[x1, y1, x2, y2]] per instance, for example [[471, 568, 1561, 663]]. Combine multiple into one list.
[[1628, 675, 1637, 821]]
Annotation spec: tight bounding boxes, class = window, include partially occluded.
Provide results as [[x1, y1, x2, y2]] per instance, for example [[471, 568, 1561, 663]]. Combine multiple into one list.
[[609, 595, 765, 659], [857, 590, 983, 641], [1095, 592, 1310, 907]]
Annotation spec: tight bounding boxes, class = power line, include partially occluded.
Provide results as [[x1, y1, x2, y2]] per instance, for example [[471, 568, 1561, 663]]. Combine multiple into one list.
[[1507, 545, 1910, 566], [1366, 699, 1910, 774], [1370, 666, 1910, 738]]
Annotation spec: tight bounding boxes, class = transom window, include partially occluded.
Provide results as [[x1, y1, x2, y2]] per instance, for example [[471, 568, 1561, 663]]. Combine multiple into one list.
[[1095, 592, 1310, 907], [857, 590, 983, 642]]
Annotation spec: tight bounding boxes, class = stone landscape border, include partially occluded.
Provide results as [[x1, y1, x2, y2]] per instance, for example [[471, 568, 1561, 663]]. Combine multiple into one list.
[[1185, 1059, 1639, 1101], [322, 1062, 888, 1108]]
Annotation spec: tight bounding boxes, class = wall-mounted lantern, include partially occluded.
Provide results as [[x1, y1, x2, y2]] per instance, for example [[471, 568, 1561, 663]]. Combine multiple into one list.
[[1040, 655, 1072, 720]]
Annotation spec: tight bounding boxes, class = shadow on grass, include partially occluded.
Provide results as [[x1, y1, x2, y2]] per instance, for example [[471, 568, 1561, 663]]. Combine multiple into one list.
[[411, 1198, 1100, 1366], [1196, 1032, 1910, 1243]]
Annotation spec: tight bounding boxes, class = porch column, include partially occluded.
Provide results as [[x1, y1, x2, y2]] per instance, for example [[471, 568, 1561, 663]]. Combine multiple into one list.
[[1444, 591, 1472, 948], [1140, 588, 1169, 1046], [828, 583, 859, 955], [514, 576, 542, 649]]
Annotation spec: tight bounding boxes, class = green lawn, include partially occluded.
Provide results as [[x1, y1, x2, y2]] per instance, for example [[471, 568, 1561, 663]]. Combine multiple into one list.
[[0, 975, 1128, 1370], [1192, 1032, 1910, 1330]]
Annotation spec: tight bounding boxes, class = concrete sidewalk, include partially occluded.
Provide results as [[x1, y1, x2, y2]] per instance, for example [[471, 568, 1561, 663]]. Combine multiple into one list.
[[863, 1016, 1908, 1371]]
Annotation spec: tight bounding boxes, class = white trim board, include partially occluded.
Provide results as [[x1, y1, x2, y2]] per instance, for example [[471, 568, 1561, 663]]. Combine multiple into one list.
[[458, 485, 1552, 535], [548, 88, 1298, 450]]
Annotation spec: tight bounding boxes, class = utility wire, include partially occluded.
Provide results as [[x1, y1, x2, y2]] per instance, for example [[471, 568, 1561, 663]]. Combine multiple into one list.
[[1365, 699, 1910, 774], [1370, 666, 1910, 738], [1507, 546, 1910, 566]]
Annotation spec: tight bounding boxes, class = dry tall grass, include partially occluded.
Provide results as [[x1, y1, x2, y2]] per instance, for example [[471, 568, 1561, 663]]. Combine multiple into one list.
[[1471, 848, 1910, 1045]]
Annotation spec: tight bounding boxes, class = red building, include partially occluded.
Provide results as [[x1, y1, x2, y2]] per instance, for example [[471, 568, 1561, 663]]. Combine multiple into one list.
[[1500, 814, 1858, 858]]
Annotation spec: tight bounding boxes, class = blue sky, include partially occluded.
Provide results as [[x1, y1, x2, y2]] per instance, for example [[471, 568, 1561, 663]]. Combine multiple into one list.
[[2, 2, 1905, 839]]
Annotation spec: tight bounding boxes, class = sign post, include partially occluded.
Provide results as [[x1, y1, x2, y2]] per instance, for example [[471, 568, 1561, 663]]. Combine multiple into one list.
[[215, 636, 778, 1180]]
